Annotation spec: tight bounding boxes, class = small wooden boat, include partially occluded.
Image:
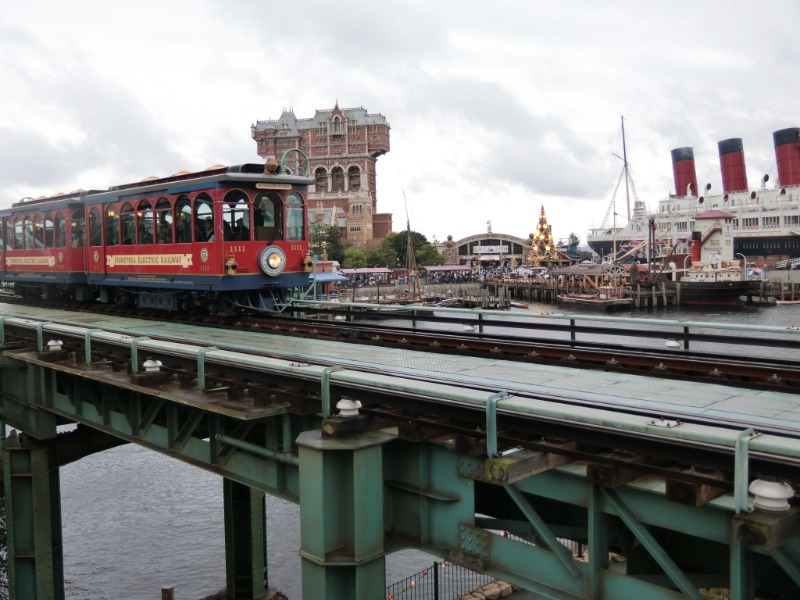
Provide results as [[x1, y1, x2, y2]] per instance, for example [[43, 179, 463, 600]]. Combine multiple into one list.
[[557, 286, 632, 311], [509, 301, 530, 309], [775, 299, 800, 305]]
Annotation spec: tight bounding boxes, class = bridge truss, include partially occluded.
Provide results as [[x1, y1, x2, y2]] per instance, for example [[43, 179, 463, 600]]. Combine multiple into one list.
[[0, 313, 799, 599]]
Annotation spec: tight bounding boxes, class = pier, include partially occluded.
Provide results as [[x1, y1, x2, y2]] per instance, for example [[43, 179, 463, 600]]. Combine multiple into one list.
[[481, 277, 800, 307]]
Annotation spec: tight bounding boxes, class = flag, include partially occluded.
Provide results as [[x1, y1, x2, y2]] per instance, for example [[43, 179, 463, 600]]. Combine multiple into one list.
[[749, 267, 763, 277]]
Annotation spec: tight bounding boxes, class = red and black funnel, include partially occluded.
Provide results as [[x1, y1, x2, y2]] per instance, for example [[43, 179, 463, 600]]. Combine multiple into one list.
[[671, 147, 698, 197], [773, 127, 800, 188], [718, 138, 748, 193]]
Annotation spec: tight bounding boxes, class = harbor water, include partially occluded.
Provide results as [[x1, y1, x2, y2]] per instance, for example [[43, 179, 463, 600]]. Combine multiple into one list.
[[59, 445, 436, 600], [52, 302, 800, 599]]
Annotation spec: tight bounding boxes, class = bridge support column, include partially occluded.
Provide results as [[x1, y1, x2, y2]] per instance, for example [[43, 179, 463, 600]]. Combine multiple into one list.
[[296, 429, 394, 600], [3, 432, 64, 600], [223, 478, 267, 599]]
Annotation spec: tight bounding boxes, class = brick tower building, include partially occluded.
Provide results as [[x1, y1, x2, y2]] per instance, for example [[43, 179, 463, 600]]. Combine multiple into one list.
[[251, 103, 392, 247]]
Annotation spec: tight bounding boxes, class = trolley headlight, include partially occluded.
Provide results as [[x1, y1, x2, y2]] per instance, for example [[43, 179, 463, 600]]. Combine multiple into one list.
[[258, 246, 286, 276]]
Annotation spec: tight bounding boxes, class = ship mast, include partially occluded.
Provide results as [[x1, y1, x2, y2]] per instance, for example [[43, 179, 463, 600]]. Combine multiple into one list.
[[403, 192, 424, 302], [613, 201, 617, 264], [621, 115, 631, 222]]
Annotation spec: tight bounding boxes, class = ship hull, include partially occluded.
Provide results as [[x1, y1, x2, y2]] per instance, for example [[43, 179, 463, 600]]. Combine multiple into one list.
[[665, 280, 752, 306]]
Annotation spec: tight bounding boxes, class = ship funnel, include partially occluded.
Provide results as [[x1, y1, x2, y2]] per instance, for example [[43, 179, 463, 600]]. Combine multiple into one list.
[[718, 138, 748, 193], [671, 147, 698, 198], [773, 127, 800, 187]]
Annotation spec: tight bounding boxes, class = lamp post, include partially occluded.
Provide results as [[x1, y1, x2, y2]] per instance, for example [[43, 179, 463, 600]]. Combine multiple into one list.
[[736, 253, 747, 269]]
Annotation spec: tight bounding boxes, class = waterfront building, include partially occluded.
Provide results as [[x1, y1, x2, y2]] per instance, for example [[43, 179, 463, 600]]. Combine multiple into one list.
[[436, 210, 572, 269], [251, 103, 392, 247], [437, 220, 531, 268]]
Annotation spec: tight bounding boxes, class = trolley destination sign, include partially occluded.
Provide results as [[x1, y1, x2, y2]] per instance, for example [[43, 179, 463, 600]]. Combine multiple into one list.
[[106, 254, 194, 268]]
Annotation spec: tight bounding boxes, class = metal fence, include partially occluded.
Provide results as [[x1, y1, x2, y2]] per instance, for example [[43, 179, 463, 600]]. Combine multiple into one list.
[[385, 561, 494, 600]]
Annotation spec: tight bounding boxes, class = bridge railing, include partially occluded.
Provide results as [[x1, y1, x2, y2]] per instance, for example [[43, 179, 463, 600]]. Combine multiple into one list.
[[385, 561, 494, 600]]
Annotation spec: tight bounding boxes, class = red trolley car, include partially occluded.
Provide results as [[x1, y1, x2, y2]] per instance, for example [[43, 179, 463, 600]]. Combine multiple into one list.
[[1, 158, 316, 314]]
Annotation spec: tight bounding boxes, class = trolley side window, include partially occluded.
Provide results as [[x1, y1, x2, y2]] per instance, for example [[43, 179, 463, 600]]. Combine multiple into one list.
[[72, 210, 85, 247], [105, 206, 120, 246], [155, 198, 172, 244], [138, 200, 154, 245], [54, 212, 66, 248], [88, 208, 103, 246], [23, 216, 35, 249], [32, 214, 45, 248], [121, 203, 136, 245], [42, 213, 54, 248], [223, 190, 250, 241], [195, 194, 214, 242], [175, 195, 191, 243], [286, 192, 304, 241], [13, 218, 23, 249]]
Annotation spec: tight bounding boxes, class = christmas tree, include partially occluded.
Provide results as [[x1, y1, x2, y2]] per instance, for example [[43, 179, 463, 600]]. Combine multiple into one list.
[[528, 205, 558, 265]]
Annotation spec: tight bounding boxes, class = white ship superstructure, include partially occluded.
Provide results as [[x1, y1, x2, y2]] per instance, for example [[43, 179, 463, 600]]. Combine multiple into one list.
[[588, 128, 800, 267]]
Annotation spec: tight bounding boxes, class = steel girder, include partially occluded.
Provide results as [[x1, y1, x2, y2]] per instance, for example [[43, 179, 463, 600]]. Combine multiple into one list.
[[2, 354, 800, 599]]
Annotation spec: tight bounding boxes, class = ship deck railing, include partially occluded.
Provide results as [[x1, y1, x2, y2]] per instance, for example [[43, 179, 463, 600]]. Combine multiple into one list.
[[775, 257, 800, 270]]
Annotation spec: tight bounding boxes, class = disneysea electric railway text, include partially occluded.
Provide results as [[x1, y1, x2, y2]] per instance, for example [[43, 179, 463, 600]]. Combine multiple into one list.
[[0, 162, 318, 314]]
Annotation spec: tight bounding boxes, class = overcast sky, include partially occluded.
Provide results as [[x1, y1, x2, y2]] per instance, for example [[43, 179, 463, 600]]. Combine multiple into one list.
[[3, 1, 799, 248]]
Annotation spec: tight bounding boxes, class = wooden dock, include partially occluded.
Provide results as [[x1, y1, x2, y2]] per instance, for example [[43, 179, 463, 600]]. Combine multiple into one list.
[[345, 278, 800, 309]]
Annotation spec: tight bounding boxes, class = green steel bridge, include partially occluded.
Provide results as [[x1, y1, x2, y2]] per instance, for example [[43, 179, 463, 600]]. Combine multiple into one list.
[[1, 303, 800, 600]]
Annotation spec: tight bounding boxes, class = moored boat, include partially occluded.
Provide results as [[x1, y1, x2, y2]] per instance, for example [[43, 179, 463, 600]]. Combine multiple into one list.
[[557, 286, 632, 311], [665, 260, 753, 306]]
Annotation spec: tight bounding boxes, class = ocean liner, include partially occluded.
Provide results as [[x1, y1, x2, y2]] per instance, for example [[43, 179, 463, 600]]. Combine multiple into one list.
[[588, 127, 800, 268]]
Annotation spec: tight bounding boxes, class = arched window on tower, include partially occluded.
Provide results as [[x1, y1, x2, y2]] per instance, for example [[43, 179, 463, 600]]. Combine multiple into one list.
[[333, 116, 341, 133], [315, 168, 328, 193], [331, 167, 344, 192], [348, 166, 361, 191]]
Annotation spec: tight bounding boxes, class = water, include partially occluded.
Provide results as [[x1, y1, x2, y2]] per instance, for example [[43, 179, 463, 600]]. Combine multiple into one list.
[[59, 444, 434, 600], [55, 303, 799, 599]]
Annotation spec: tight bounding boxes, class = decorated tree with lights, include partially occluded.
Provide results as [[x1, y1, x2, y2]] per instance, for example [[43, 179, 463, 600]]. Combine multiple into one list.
[[528, 205, 558, 265]]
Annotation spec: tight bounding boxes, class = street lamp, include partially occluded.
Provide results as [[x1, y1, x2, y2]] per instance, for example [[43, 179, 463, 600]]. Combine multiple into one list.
[[736, 253, 747, 269]]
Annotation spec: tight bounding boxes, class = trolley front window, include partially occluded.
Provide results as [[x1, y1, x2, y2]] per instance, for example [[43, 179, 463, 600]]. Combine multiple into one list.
[[254, 192, 281, 242]]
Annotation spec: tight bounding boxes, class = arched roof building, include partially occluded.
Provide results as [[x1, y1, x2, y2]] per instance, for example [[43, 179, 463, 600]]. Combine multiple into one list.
[[438, 232, 531, 266]]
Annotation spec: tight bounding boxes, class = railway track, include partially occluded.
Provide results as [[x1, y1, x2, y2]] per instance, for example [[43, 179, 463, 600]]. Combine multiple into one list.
[[4, 296, 800, 489], [2, 294, 799, 394]]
